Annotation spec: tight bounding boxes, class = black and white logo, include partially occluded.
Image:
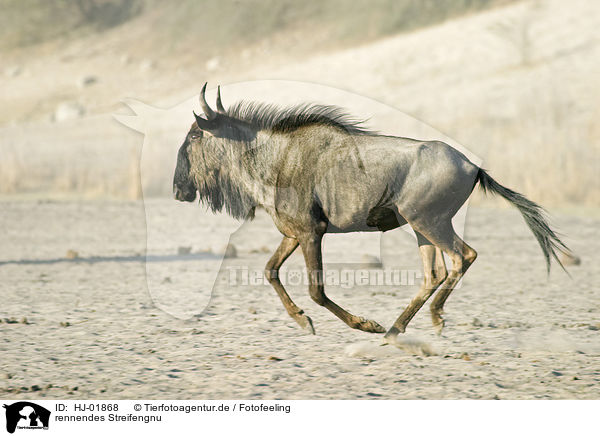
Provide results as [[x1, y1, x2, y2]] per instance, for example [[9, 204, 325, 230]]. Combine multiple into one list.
[[3, 402, 50, 434]]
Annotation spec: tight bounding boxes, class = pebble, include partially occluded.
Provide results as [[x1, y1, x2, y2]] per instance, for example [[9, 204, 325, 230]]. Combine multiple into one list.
[[139, 59, 155, 72], [206, 57, 220, 71], [472, 318, 484, 327], [54, 102, 85, 122], [78, 75, 98, 88], [5, 65, 22, 77], [560, 252, 581, 266], [177, 246, 192, 255]]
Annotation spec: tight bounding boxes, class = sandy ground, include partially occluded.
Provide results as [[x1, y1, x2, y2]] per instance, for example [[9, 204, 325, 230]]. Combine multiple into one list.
[[0, 199, 598, 399]]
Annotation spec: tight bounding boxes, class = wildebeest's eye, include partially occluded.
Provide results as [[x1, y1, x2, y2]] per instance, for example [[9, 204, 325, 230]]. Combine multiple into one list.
[[189, 129, 204, 140]]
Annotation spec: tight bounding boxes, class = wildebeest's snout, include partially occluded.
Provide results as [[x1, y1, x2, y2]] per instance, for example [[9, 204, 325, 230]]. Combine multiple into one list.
[[173, 140, 197, 202], [174, 185, 197, 202]]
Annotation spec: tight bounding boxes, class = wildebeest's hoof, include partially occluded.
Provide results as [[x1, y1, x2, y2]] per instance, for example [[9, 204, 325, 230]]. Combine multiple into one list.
[[356, 317, 386, 333], [297, 313, 315, 335], [383, 326, 403, 342], [431, 310, 445, 336]]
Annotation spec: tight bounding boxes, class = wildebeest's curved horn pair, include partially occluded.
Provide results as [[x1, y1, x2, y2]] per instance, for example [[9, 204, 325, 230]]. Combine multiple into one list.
[[194, 83, 226, 130]]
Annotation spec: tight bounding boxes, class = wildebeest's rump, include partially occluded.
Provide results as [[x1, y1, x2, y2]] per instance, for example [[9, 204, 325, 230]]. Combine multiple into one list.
[[173, 83, 572, 340]]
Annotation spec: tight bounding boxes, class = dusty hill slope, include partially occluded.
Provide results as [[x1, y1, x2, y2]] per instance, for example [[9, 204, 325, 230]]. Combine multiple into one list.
[[1, 0, 513, 125], [1, 0, 598, 206]]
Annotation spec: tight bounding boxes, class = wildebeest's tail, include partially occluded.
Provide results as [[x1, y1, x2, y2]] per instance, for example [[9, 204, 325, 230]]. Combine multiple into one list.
[[476, 168, 571, 272]]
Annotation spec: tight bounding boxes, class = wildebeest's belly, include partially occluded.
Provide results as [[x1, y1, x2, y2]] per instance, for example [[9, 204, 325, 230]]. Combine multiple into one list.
[[366, 206, 407, 231], [323, 206, 407, 233], [315, 169, 408, 232], [318, 185, 408, 233]]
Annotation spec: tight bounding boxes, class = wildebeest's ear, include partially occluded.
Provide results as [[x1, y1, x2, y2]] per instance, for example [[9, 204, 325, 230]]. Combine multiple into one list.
[[193, 111, 215, 131]]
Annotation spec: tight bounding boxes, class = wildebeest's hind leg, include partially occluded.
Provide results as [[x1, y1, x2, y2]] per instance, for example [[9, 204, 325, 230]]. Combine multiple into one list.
[[383, 232, 447, 341], [385, 221, 477, 339], [265, 236, 315, 334], [299, 234, 386, 333], [429, 234, 477, 335]]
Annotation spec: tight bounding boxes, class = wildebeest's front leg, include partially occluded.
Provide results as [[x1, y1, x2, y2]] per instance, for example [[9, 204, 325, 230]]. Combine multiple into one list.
[[265, 236, 315, 334], [299, 234, 386, 333]]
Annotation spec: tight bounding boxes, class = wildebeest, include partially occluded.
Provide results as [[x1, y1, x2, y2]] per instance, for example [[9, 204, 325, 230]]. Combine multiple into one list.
[[174, 83, 571, 341]]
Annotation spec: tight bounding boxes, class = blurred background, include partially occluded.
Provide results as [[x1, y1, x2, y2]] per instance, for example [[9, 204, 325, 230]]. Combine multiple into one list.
[[0, 0, 598, 205]]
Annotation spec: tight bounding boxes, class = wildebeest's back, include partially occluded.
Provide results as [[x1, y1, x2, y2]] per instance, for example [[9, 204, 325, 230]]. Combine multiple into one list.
[[272, 127, 478, 233]]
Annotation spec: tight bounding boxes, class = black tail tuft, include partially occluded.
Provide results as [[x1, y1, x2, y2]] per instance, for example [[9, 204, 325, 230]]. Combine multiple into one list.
[[477, 168, 571, 273]]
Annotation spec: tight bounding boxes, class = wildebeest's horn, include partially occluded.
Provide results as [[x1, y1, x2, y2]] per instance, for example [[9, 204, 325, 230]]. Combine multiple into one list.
[[199, 82, 216, 120], [216, 86, 225, 113]]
